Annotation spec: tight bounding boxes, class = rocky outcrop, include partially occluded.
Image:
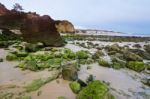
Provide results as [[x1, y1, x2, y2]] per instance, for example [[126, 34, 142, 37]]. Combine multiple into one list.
[[21, 14, 63, 46], [0, 3, 9, 15], [0, 3, 63, 46], [62, 62, 78, 81], [55, 20, 75, 33]]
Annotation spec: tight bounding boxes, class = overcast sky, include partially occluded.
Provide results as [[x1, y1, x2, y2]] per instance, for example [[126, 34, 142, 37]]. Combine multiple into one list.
[[1, 0, 150, 35]]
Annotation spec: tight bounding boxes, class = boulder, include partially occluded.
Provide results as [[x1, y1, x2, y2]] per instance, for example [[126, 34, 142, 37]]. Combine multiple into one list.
[[55, 20, 75, 33], [62, 62, 78, 81], [106, 44, 121, 52], [21, 15, 63, 46], [69, 81, 81, 94], [132, 44, 141, 48], [123, 51, 143, 61], [130, 49, 150, 60], [77, 80, 114, 99], [142, 77, 150, 87], [144, 45, 150, 54], [111, 57, 126, 69], [0, 58, 3, 62], [126, 61, 145, 72]]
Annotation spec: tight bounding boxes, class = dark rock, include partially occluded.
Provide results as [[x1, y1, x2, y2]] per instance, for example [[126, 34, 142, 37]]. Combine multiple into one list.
[[130, 49, 150, 60], [111, 57, 126, 69], [92, 50, 104, 60], [133, 44, 141, 48], [144, 45, 150, 54], [142, 77, 150, 87], [123, 51, 143, 61], [0, 58, 3, 62], [106, 44, 121, 52], [62, 62, 78, 81], [77, 79, 87, 87]]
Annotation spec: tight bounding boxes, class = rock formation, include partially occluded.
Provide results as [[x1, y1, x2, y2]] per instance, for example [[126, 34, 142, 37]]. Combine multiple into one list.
[[0, 3, 63, 46], [55, 20, 75, 33]]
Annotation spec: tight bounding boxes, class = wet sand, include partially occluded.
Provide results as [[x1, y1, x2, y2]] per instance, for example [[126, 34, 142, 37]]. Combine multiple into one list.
[[0, 41, 150, 99], [28, 79, 76, 99]]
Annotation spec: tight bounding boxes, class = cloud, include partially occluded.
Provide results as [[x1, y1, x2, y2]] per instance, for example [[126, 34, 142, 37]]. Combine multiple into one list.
[[1, 0, 150, 34]]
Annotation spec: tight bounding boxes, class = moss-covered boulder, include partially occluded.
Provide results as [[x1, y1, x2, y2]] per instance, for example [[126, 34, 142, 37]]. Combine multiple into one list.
[[123, 51, 143, 61], [130, 49, 150, 60], [0, 58, 3, 62], [57, 96, 66, 99], [0, 41, 15, 48], [15, 51, 28, 57], [142, 77, 150, 87], [127, 61, 145, 72], [92, 50, 104, 60], [106, 44, 121, 52], [98, 59, 110, 67], [25, 43, 42, 52], [62, 62, 78, 81], [69, 81, 81, 94], [6, 54, 17, 61], [76, 50, 89, 59], [144, 45, 150, 54], [111, 57, 126, 69], [77, 80, 114, 99], [63, 48, 76, 59], [133, 44, 141, 48]]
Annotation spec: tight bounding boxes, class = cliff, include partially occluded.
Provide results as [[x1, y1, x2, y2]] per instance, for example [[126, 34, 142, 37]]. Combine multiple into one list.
[[0, 3, 64, 46], [55, 20, 75, 33]]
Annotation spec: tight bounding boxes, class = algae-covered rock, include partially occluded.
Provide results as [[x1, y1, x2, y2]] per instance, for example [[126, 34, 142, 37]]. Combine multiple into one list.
[[98, 58, 110, 67], [15, 51, 28, 57], [0, 41, 15, 48], [0, 58, 3, 62], [142, 77, 150, 87], [130, 49, 150, 60], [111, 57, 126, 69], [144, 45, 150, 54], [133, 44, 141, 48], [25, 43, 42, 52], [76, 50, 89, 59], [63, 48, 76, 59], [123, 51, 143, 61], [145, 62, 150, 70], [92, 50, 104, 60], [69, 81, 81, 94], [127, 61, 145, 72], [77, 80, 114, 99], [57, 96, 66, 99], [62, 62, 78, 81], [6, 54, 17, 61], [106, 44, 121, 52]]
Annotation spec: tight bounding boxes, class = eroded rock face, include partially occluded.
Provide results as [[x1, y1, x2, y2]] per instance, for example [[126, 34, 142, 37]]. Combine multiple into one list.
[[55, 20, 75, 33], [0, 3, 63, 46], [21, 14, 63, 46], [62, 62, 78, 81]]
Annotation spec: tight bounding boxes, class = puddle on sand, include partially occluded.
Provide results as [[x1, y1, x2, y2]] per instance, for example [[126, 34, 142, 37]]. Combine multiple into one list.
[[28, 79, 76, 99], [78, 63, 146, 99]]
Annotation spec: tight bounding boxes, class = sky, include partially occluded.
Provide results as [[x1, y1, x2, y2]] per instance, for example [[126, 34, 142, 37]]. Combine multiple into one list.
[[1, 0, 150, 35]]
